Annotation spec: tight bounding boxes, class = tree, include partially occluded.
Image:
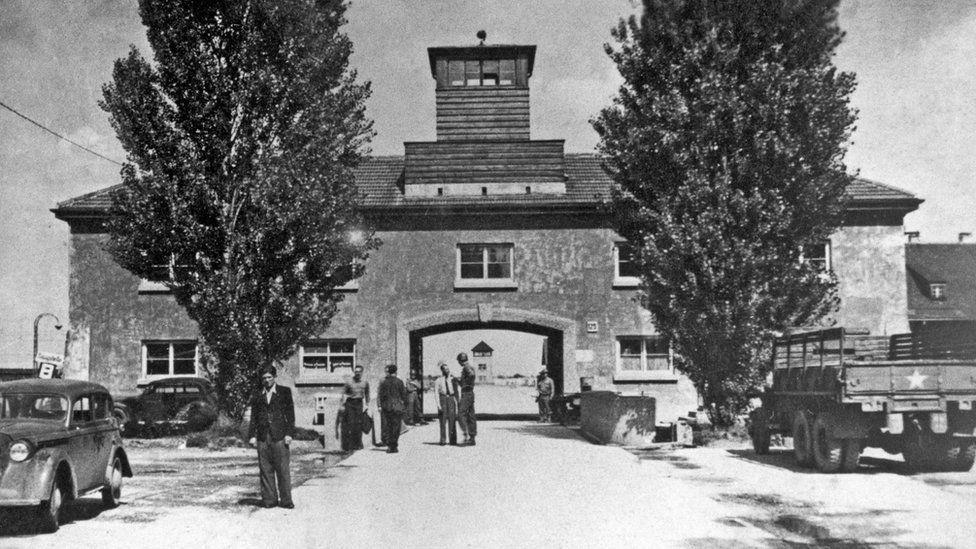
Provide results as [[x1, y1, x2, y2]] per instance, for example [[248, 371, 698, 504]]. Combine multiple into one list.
[[100, 0, 376, 420], [593, 0, 857, 425]]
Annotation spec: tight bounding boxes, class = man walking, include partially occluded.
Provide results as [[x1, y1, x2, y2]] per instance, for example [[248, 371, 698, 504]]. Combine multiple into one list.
[[434, 360, 459, 445], [248, 366, 295, 509], [536, 369, 554, 422], [378, 364, 408, 453], [457, 352, 477, 446]]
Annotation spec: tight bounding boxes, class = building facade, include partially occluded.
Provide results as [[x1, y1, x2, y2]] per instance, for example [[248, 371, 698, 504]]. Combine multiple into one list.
[[906, 241, 976, 342], [52, 40, 921, 430]]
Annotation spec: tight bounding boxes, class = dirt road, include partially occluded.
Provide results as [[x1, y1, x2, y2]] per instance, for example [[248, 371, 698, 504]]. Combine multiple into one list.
[[2, 422, 974, 547]]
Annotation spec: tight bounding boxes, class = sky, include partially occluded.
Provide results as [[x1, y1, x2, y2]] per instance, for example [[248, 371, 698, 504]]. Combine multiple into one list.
[[1, 1, 975, 369]]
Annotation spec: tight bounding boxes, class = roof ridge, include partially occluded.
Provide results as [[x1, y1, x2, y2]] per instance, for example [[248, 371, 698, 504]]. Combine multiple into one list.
[[57, 182, 126, 208], [853, 176, 917, 199]]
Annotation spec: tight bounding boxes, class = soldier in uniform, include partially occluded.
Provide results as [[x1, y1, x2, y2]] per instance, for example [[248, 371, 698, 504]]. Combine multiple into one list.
[[456, 352, 477, 446], [536, 369, 554, 422]]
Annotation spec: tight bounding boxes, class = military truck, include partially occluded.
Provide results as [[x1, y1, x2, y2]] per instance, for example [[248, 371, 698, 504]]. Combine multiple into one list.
[[749, 327, 976, 473]]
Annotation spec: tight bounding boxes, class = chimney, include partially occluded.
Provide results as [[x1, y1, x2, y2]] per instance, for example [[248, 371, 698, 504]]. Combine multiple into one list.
[[959, 232, 972, 243], [905, 231, 920, 243]]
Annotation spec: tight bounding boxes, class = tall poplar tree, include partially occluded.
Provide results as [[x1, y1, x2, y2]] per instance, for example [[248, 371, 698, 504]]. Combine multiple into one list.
[[593, 0, 857, 424], [100, 0, 376, 419]]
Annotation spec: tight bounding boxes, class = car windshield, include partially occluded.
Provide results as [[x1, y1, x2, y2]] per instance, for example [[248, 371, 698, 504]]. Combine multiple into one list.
[[0, 393, 70, 422]]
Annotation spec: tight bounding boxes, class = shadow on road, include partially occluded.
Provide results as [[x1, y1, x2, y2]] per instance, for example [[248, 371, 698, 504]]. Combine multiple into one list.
[[727, 448, 914, 475], [495, 423, 586, 441], [0, 497, 110, 537]]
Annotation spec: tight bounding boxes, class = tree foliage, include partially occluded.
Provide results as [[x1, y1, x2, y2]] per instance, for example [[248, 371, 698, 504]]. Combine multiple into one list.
[[593, 0, 857, 424], [100, 0, 376, 419]]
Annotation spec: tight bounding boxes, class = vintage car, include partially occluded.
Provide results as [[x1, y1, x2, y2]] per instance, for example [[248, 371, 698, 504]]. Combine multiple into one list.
[[113, 376, 218, 434], [0, 379, 133, 532]]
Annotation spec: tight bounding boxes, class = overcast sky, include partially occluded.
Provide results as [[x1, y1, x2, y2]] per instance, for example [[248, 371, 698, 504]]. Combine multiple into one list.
[[2, 1, 975, 368]]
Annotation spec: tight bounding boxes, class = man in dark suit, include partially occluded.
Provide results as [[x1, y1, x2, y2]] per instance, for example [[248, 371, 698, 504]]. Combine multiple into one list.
[[377, 363, 408, 453], [248, 366, 295, 508]]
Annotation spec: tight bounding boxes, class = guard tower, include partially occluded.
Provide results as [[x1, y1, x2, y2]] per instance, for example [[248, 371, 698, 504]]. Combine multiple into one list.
[[403, 31, 567, 198]]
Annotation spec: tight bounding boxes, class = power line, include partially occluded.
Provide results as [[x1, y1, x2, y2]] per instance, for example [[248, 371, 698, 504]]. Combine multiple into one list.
[[0, 99, 124, 167]]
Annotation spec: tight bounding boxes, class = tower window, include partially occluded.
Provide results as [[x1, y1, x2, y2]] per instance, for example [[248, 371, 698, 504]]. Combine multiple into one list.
[[447, 58, 517, 87]]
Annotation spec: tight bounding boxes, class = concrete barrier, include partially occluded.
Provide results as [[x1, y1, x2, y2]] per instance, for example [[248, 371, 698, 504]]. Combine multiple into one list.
[[580, 391, 656, 446]]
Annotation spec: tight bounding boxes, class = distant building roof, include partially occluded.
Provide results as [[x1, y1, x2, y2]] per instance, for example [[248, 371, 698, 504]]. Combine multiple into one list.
[[51, 155, 921, 220], [906, 243, 976, 321], [471, 341, 494, 355]]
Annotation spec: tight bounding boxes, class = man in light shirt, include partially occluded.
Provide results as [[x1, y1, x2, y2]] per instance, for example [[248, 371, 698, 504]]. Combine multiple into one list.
[[434, 360, 459, 445]]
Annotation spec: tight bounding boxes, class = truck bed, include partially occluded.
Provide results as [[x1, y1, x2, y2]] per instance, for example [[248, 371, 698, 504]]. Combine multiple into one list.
[[770, 328, 976, 401]]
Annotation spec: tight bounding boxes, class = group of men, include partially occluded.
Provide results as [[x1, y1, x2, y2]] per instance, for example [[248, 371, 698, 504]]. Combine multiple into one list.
[[244, 352, 486, 509], [433, 352, 478, 446]]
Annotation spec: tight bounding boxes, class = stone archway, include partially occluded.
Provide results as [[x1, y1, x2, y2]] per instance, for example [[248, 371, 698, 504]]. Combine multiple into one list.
[[395, 306, 579, 415]]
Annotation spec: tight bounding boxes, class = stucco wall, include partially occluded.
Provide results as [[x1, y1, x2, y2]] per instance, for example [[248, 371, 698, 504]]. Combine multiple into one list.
[[64, 215, 909, 429], [67, 233, 198, 396], [831, 224, 910, 335], [65, 221, 699, 427]]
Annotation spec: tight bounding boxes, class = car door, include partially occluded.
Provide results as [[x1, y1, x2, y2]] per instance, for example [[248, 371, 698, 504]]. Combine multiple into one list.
[[91, 392, 117, 477], [68, 394, 100, 490]]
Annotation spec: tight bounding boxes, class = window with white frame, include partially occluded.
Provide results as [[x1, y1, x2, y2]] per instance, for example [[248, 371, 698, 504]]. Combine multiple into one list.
[[143, 340, 198, 377], [800, 240, 831, 271], [616, 336, 671, 374], [301, 340, 356, 375], [613, 242, 640, 287], [456, 244, 516, 288]]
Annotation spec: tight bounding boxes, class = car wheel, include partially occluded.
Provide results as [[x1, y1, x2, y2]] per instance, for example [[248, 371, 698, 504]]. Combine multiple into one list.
[[37, 478, 65, 533], [112, 407, 130, 429], [102, 456, 123, 508]]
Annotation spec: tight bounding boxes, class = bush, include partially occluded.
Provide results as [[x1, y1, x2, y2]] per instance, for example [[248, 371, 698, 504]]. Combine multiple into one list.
[[293, 427, 320, 441]]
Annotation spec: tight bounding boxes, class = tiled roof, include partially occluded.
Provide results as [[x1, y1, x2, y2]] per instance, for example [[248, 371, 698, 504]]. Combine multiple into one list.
[[906, 244, 976, 322], [53, 154, 919, 215]]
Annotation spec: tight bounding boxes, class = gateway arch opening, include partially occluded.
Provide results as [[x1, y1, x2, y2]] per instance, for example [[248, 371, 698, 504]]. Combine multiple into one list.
[[409, 321, 564, 418]]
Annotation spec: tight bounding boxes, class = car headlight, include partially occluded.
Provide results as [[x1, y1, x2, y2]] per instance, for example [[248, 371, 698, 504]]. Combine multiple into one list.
[[9, 440, 34, 462]]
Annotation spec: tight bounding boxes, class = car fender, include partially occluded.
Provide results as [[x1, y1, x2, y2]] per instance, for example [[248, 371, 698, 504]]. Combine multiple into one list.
[[104, 446, 134, 481], [1, 450, 77, 504]]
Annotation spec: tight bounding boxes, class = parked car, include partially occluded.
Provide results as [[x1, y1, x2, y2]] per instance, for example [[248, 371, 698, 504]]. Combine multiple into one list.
[[113, 376, 218, 434], [0, 378, 133, 532]]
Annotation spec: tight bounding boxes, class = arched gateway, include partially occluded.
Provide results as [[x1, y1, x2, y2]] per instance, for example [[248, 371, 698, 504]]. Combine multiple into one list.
[[396, 307, 577, 409]]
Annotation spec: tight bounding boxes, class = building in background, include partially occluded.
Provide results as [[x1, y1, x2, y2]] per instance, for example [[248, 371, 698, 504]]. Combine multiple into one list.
[[52, 36, 921, 430], [906, 239, 976, 342], [471, 340, 494, 383]]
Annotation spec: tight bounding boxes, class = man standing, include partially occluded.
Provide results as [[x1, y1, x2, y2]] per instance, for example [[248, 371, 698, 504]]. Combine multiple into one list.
[[378, 364, 408, 453], [405, 370, 424, 425], [536, 369, 554, 422], [457, 352, 477, 446], [434, 360, 459, 445], [248, 366, 295, 509]]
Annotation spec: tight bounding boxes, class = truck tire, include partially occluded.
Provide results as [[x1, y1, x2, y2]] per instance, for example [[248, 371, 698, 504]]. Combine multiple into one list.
[[792, 412, 814, 468], [902, 421, 937, 472], [750, 409, 771, 455], [946, 438, 976, 472], [840, 439, 861, 473], [812, 414, 844, 473]]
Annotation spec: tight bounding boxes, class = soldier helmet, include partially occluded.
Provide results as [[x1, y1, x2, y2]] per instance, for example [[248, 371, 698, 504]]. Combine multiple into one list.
[[456, 352, 469, 362]]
